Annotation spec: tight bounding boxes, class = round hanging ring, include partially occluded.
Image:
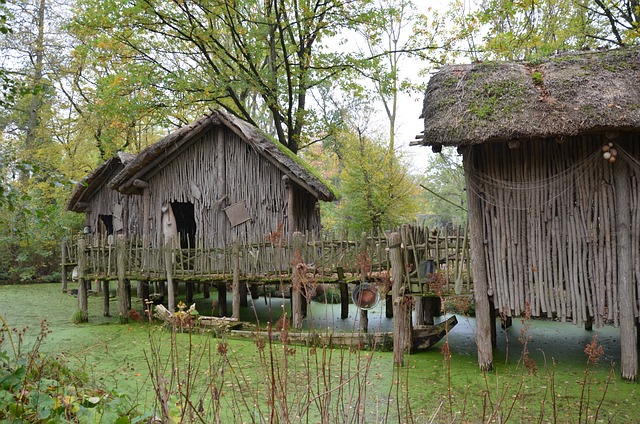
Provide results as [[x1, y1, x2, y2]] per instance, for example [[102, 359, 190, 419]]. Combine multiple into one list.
[[352, 282, 380, 310]]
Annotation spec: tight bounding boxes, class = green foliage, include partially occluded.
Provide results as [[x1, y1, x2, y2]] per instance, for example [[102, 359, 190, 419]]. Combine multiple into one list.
[[334, 129, 419, 232], [70, 0, 384, 155], [418, 148, 467, 227], [443, 0, 639, 62], [0, 316, 149, 422], [71, 310, 88, 324]]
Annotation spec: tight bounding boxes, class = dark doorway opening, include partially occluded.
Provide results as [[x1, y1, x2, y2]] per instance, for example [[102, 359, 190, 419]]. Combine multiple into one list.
[[98, 214, 114, 236], [170, 202, 196, 249]]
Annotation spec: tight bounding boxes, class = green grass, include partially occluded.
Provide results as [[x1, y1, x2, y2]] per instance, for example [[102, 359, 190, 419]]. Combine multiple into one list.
[[1, 282, 637, 422]]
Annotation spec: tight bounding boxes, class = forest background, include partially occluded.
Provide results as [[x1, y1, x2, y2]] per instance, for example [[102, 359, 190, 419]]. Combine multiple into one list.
[[0, 0, 638, 284]]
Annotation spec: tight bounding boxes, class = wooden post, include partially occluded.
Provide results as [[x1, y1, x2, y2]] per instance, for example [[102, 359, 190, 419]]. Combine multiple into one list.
[[415, 297, 424, 326], [140, 280, 149, 304], [203, 283, 210, 299], [464, 150, 493, 371], [337, 267, 349, 320], [186, 282, 194, 304], [614, 158, 637, 381], [489, 298, 497, 347], [388, 231, 409, 366], [116, 234, 129, 323], [386, 293, 393, 318], [240, 282, 248, 307], [76, 237, 89, 322], [250, 283, 260, 299], [359, 232, 368, 333], [217, 283, 227, 317], [232, 240, 241, 320], [165, 237, 176, 313], [292, 232, 304, 329], [61, 239, 68, 293], [103, 280, 110, 317]]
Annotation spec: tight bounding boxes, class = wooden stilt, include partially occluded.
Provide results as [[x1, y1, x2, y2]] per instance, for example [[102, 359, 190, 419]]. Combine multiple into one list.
[[359, 232, 368, 333], [116, 235, 129, 323], [291, 232, 304, 329], [240, 282, 248, 307], [77, 237, 88, 322], [165, 239, 175, 313], [337, 267, 349, 320], [217, 282, 227, 317], [203, 283, 210, 299], [386, 293, 393, 318], [125, 280, 132, 311], [103, 280, 110, 317], [61, 239, 68, 293], [140, 280, 149, 304], [614, 158, 637, 381], [489, 298, 497, 347], [232, 240, 240, 320], [249, 283, 259, 299], [388, 231, 409, 366], [464, 149, 493, 371], [186, 282, 194, 304]]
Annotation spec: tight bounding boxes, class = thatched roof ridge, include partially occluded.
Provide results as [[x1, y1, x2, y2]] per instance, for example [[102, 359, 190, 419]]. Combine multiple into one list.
[[414, 48, 640, 147], [110, 109, 336, 201], [66, 152, 136, 212]]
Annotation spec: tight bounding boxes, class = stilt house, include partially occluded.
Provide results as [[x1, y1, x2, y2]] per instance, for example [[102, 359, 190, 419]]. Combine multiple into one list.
[[413, 48, 640, 379], [109, 109, 336, 249], [66, 152, 140, 238]]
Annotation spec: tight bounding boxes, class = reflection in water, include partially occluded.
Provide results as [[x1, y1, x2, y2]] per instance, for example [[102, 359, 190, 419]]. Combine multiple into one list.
[[237, 295, 622, 365]]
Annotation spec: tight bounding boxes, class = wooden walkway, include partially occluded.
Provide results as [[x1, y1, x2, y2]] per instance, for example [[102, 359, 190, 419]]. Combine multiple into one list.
[[62, 225, 472, 347], [63, 224, 472, 291]]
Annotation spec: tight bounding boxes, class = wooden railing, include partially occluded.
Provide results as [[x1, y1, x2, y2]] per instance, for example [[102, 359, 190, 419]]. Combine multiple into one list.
[[62, 224, 472, 296]]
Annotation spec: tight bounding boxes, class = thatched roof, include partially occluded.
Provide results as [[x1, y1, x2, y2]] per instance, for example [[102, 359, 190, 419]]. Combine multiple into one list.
[[66, 152, 136, 212], [109, 109, 336, 201], [413, 48, 640, 147]]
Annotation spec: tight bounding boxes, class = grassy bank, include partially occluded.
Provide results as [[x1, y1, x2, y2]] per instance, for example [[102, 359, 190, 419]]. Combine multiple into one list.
[[1, 282, 637, 422]]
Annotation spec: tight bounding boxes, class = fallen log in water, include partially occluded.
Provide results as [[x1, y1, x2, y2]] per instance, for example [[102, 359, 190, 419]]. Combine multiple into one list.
[[229, 315, 458, 352]]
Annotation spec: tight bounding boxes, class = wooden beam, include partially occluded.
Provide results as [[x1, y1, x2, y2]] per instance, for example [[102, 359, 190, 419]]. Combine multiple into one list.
[[133, 179, 149, 188]]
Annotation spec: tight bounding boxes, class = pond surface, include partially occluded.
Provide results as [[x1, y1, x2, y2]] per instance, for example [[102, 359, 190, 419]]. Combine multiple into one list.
[[0, 282, 622, 369]]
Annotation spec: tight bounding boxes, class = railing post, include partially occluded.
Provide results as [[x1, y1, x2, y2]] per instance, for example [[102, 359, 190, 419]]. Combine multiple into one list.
[[164, 236, 176, 313], [76, 237, 89, 322], [116, 234, 129, 323], [388, 231, 410, 366], [359, 231, 368, 333]]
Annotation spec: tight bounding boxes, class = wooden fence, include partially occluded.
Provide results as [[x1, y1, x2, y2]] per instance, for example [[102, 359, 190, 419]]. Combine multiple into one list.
[[62, 224, 472, 296]]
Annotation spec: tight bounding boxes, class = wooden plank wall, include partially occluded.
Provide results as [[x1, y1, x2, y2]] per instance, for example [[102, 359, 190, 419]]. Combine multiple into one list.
[[146, 127, 320, 249]]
